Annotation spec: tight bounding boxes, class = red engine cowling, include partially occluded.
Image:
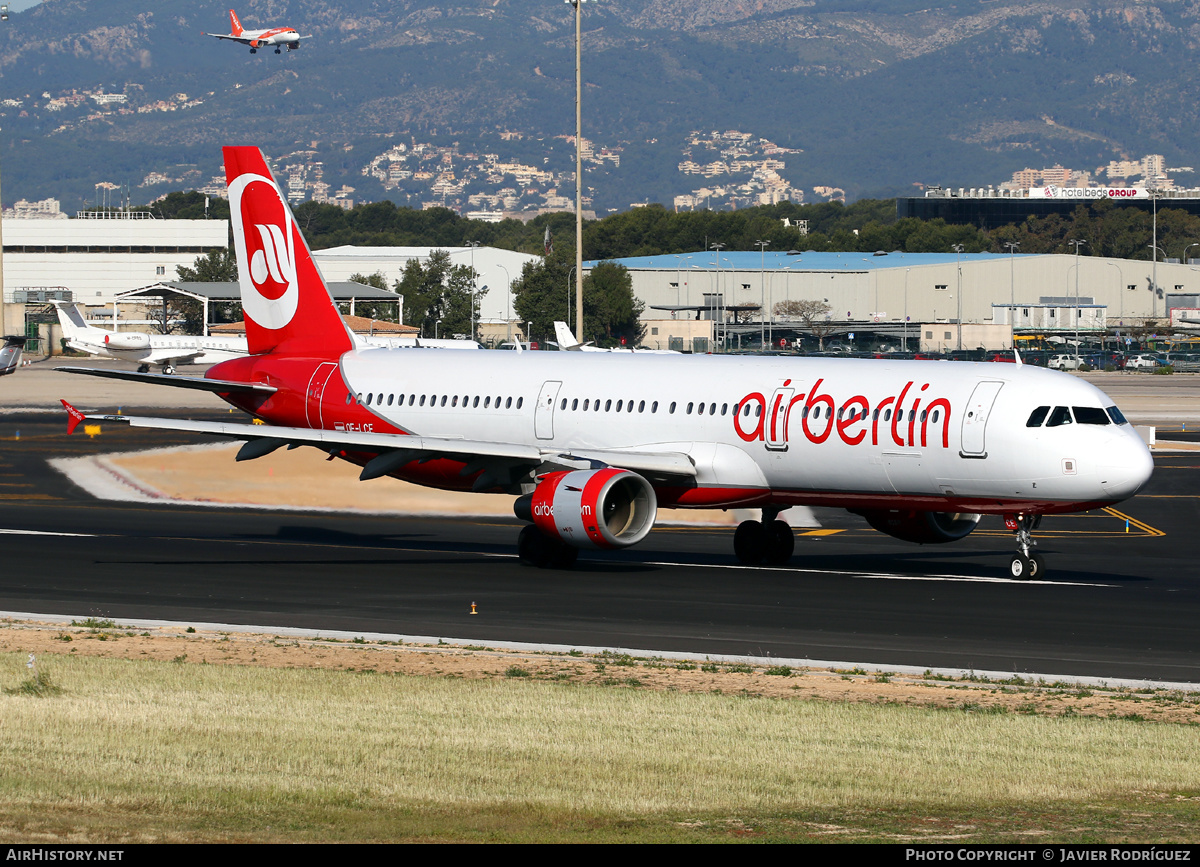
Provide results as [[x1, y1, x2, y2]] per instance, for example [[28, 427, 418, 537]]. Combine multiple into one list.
[[852, 509, 981, 544], [515, 468, 657, 550], [103, 332, 151, 350]]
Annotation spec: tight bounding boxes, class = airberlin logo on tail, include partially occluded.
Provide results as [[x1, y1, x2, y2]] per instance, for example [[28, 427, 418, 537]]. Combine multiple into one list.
[[250, 223, 292, 288], [229, 172, 299, 331]]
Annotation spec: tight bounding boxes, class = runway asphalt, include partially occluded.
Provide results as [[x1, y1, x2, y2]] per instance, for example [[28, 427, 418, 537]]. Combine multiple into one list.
[[0, 358, 1197, 683]]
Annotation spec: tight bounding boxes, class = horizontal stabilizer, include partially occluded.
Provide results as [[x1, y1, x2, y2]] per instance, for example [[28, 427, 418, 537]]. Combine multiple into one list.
[[57, 367, 277, 395]]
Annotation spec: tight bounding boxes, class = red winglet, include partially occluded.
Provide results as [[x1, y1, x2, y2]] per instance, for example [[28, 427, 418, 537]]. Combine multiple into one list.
[[61, 399, 86, 436]]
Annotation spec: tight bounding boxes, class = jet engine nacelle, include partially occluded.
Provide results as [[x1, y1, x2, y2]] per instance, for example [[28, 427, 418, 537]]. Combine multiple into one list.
[[852, 509, 981, 544], [103, 332, 151, 351], [515, 468, 657, 550]]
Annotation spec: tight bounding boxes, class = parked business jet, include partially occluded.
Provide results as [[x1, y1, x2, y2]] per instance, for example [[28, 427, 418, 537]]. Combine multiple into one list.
[[60, 147, 1154, 578], [56, 302, 477, 373], [553, 320, 678, 353], [54, 302, 247, 373], [203, 9, 308, 54], [0, 335, 25, 375]]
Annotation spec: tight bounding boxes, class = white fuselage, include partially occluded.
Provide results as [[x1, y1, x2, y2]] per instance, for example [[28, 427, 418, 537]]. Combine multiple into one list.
[[335, 350, 1153, 514]]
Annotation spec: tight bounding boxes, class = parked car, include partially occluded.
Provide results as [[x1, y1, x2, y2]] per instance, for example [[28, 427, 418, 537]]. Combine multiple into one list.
[[1048, 354, 1083, 371], [1123, 354, 1163, 370]]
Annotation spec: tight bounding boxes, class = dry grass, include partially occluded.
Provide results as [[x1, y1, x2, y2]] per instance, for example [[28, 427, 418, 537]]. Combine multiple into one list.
[[1, 632, 1200, 842]]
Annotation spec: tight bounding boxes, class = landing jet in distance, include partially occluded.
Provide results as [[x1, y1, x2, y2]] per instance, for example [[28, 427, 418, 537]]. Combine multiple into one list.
[[59, 147, 1154, 579], [203, 9, 308, 54]]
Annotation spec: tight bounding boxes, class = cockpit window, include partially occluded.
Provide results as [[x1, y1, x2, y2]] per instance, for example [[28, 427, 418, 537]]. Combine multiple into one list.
[[1026, 406, 1050, 427], [1072, 406, 1110, 425], [1046, 406, 1073, 427], [1106, 406, 1129, 425]]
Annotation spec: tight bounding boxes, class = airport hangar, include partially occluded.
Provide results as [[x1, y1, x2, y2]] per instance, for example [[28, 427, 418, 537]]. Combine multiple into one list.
[[589, 250, 1200, 352], [0, 210, 537, 345]]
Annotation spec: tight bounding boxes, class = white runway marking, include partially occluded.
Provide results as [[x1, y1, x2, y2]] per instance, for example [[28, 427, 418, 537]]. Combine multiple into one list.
[[642, 559, 1115, 587], [0, 528, 95, 537]]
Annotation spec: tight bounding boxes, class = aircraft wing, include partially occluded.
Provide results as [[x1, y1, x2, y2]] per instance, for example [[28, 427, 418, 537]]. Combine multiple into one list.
[[203, 32, 253, 44], [57, 367, 277, 395], [62, 407, 696, 487]]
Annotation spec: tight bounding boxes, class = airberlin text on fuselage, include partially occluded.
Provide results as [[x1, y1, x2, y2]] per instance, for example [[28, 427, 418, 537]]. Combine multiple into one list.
[[734, 378, 953, 449]]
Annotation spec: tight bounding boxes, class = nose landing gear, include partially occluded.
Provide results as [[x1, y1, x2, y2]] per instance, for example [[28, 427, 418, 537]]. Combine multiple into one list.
[[733, 507, 795, 566], [1006, 513, 1044, 579]]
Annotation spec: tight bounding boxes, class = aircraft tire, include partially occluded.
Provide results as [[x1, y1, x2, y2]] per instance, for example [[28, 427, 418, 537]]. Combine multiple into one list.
[[1028, 553, 1045, 579], [137, 364, 150, 373], [546, 542, 578, 570], [517, 524, 550, 568], [734, 520, 766, 566], [1009, 555, 1031, 579], [250, 48, 257, 54], [765, 520, 794, 565]]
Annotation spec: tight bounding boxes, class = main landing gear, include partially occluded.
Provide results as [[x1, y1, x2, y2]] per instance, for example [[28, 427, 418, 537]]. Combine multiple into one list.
[[733, 507, 795, 566], [1006, 513, 1045, 579], [517, 524, 578, 569]]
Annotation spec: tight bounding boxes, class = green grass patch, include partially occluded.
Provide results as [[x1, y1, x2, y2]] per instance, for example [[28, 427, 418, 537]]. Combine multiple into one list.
[[1, 652, 1200, 842]]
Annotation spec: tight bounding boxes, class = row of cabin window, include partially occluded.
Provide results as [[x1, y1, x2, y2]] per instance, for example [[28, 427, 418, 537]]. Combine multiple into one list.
[[1025, 405, 1126, 428], [554, 397, 940, 425], [355, 392, 525, 410]]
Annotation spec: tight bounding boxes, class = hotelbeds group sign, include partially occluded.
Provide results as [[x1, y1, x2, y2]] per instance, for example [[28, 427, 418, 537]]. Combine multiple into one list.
[[1030, 186, 1149, 199]]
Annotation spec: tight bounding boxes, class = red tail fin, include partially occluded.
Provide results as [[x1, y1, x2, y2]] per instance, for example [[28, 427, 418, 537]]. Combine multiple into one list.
[[61, 400, 85, 435], [229, 9, 243, 37], [224, 147, 354, 358]]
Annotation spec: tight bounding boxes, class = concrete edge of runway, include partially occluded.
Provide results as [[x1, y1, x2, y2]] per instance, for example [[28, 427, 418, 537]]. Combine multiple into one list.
[[5, 610, 1197, 694]]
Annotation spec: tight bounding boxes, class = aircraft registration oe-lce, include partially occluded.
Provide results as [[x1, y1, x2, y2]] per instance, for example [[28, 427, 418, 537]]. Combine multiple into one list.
[[59, 147, 1154, 579]]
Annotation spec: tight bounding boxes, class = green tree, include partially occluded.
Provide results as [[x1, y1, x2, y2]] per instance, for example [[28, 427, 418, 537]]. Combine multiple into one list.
[[511, 247, 575, 344], [175, 248, 237, 282], [583, 261, 645, 346], [345, 272, 402, 322], [512, 252, 644, 347], [395, 252, 479, 338]]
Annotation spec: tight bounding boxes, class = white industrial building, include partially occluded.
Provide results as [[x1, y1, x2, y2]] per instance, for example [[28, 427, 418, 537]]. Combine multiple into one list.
[[2, 213, 228, 306], [589, 250, 1200, 351], [311, 245, 539, 327]]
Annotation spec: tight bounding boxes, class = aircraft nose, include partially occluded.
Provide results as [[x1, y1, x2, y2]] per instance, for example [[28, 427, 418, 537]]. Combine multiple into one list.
[[1099, 432, 1154, 500]]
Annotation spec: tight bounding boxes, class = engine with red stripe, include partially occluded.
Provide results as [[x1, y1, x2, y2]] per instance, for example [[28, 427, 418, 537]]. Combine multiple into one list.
[[517, 468, 657, 550]]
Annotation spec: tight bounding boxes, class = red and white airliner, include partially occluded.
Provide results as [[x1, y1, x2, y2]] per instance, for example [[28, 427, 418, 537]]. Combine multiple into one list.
[[203, 9, 308, 55], [61, 147, 1154, 578]]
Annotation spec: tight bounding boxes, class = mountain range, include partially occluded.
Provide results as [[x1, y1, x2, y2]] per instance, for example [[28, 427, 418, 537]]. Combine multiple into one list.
[[1, 1, 1198, 212]]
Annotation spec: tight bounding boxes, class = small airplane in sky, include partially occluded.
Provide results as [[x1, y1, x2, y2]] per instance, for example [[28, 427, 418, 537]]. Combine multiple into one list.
[[203, 9, 308, 55], [59, 147, 1154, 579]]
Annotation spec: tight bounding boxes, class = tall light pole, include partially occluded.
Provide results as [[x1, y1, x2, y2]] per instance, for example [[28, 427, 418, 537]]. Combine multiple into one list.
[[754, 240, 769, 348], [903, 268, 910, 352], [1004, 241, 1019, 349], [952, 244, 964, 351], [566, 265, 576, 330], [497, 263, 511, 346], [710, 242, 725, 352], [1148, 243, 1165, 322], [1068, 238, 1086, 355], [565, 0, 588, 341], [466, 240, 480, 342]]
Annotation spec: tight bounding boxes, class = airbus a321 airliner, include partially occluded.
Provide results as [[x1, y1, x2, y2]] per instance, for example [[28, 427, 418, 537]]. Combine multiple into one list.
[[61, 147, 1154, 579]]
